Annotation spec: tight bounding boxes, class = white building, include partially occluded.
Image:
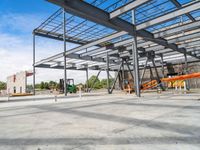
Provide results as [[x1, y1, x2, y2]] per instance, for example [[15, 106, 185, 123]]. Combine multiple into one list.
[[7, 71, 33, 94]]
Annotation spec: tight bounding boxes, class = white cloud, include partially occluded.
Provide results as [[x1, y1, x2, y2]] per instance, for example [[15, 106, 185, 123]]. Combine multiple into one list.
[[0, 12, 43, 33], [0, 12, 113, 84]]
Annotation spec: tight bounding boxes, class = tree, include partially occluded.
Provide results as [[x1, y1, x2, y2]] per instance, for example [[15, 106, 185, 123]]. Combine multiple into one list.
[[0, 81, 6, 90], [100, 78, 114, 88], [40, 82, 45, 89], [87, 75, 102, 89], [49, 81, 57, 89], [44, 82, 49, 89]]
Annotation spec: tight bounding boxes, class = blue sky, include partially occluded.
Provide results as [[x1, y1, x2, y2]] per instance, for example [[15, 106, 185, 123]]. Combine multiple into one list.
[[0, 0, 109, 83]]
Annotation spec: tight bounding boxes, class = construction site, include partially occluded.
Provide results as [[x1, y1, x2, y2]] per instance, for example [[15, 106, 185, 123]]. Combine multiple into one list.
[[0, 0, 200, 149]]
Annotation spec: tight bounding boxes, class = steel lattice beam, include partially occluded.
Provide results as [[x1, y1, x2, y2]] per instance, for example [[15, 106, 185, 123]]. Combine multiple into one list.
[[170, 0, 195, 21], [109, 0, 150, 19], [136, 1, 200, 30], [154, 20, 200, 38], [47, 0, 199, 60]]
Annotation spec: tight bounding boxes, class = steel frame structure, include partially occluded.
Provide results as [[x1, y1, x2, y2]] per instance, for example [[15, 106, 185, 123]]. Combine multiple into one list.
[[33, 0, 200, 97]]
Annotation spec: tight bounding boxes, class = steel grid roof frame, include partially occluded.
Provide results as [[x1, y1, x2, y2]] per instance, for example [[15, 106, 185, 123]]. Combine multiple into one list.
[[34, 0, 200, 71]]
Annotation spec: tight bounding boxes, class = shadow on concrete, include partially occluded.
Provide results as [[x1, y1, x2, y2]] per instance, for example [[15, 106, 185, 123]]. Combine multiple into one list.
[[0, 98, 127, 118], [113, 102, 200, 110], [34, 105, 200, 136], [0, 136, 199, 146]]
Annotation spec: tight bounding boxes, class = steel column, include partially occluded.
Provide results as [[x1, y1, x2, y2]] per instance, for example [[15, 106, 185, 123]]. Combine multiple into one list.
[[122, 59, 125, 90], [125, 59, 134, 80], [33, 34, 36, 95], [151, 58, 164, 90], [132, 10, 140, 97], [106, 52, 111, 94], [86, 67, 89, 92], [63, 9, 67, 96], [184, 52, 190, 90], [140, 58, 148, 85], [160, 54, 165, 78]]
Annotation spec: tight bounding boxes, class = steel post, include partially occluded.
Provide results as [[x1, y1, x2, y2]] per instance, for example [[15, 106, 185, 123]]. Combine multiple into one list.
[[33, 34, 36, 95], [151, 58, 164, 90], [132, 10, 140, 97], [106, 52, 111, 94], [160, 54, 165, 78], [140, 58, 148, 85], [125, 59, 134, 80], [184, 52, 190, 90], [86, 67, 89, 92], [63, 9, 67, 96]]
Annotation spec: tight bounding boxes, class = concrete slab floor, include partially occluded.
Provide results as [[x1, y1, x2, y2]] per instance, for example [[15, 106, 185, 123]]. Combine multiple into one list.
[[0, 92, 200, 150]]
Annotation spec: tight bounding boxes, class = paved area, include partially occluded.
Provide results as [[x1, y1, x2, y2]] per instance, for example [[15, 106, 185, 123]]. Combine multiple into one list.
[[0, 92, 200, 150]]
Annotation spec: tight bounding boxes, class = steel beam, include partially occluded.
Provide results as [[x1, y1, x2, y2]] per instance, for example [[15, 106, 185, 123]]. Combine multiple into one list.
[[47, 0, 199, 60], [109, 0, 150, 19], [65, 31, 127, 55], [168, 32, 200, 44], [154, 21, 200, 38], [136, 2, 200, 30], [34, 29, 86, 45], [178, 40, 200, 48], [170, 0, 195, 21]]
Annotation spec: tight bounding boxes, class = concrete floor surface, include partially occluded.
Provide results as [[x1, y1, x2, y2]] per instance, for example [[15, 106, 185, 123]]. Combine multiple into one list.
[[0, 92, 200, 150]]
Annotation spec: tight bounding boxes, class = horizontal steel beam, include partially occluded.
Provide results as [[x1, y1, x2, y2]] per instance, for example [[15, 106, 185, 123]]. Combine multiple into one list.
[[65, 31, 127, 55], [154, 21, 200, 38], [170, 0, 195, 21], [34, 29, 86, 45], [47, 0, 200, 60], [136, 1, 200, 30], [35, 52, 119, 67], [168, 32, 200, 44], [109, 0, 150, 19], [178, 40, 200, 48]]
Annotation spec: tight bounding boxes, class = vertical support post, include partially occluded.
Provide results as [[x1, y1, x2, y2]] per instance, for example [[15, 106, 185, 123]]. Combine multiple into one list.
[[63, 8, 67, 96], [140, 57, 148, 85], [151, 58, 164, 91], [132, 10, 140, 97], [184, 51, 190, 90], [106, 52, 111, 94], [125, 59, 134, 80], [33, 34, 36, 95], [122, 59, 125, 90], [86, 67, 89, 92], [149, 66, 154, 81], [160, 54, 165, 78]]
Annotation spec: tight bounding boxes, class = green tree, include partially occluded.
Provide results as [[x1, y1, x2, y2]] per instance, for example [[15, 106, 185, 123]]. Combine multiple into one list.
[[100, 78, 114, 88], [40, 81, 45, 89], [44, 82, 49, 89], [0, 81, 6, 90], [87, 75, 102, 89], [49, 81, 57, 89]]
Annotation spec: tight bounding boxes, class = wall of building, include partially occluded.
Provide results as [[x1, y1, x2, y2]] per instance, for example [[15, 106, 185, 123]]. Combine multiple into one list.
[[7, 71, 27, 94]]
